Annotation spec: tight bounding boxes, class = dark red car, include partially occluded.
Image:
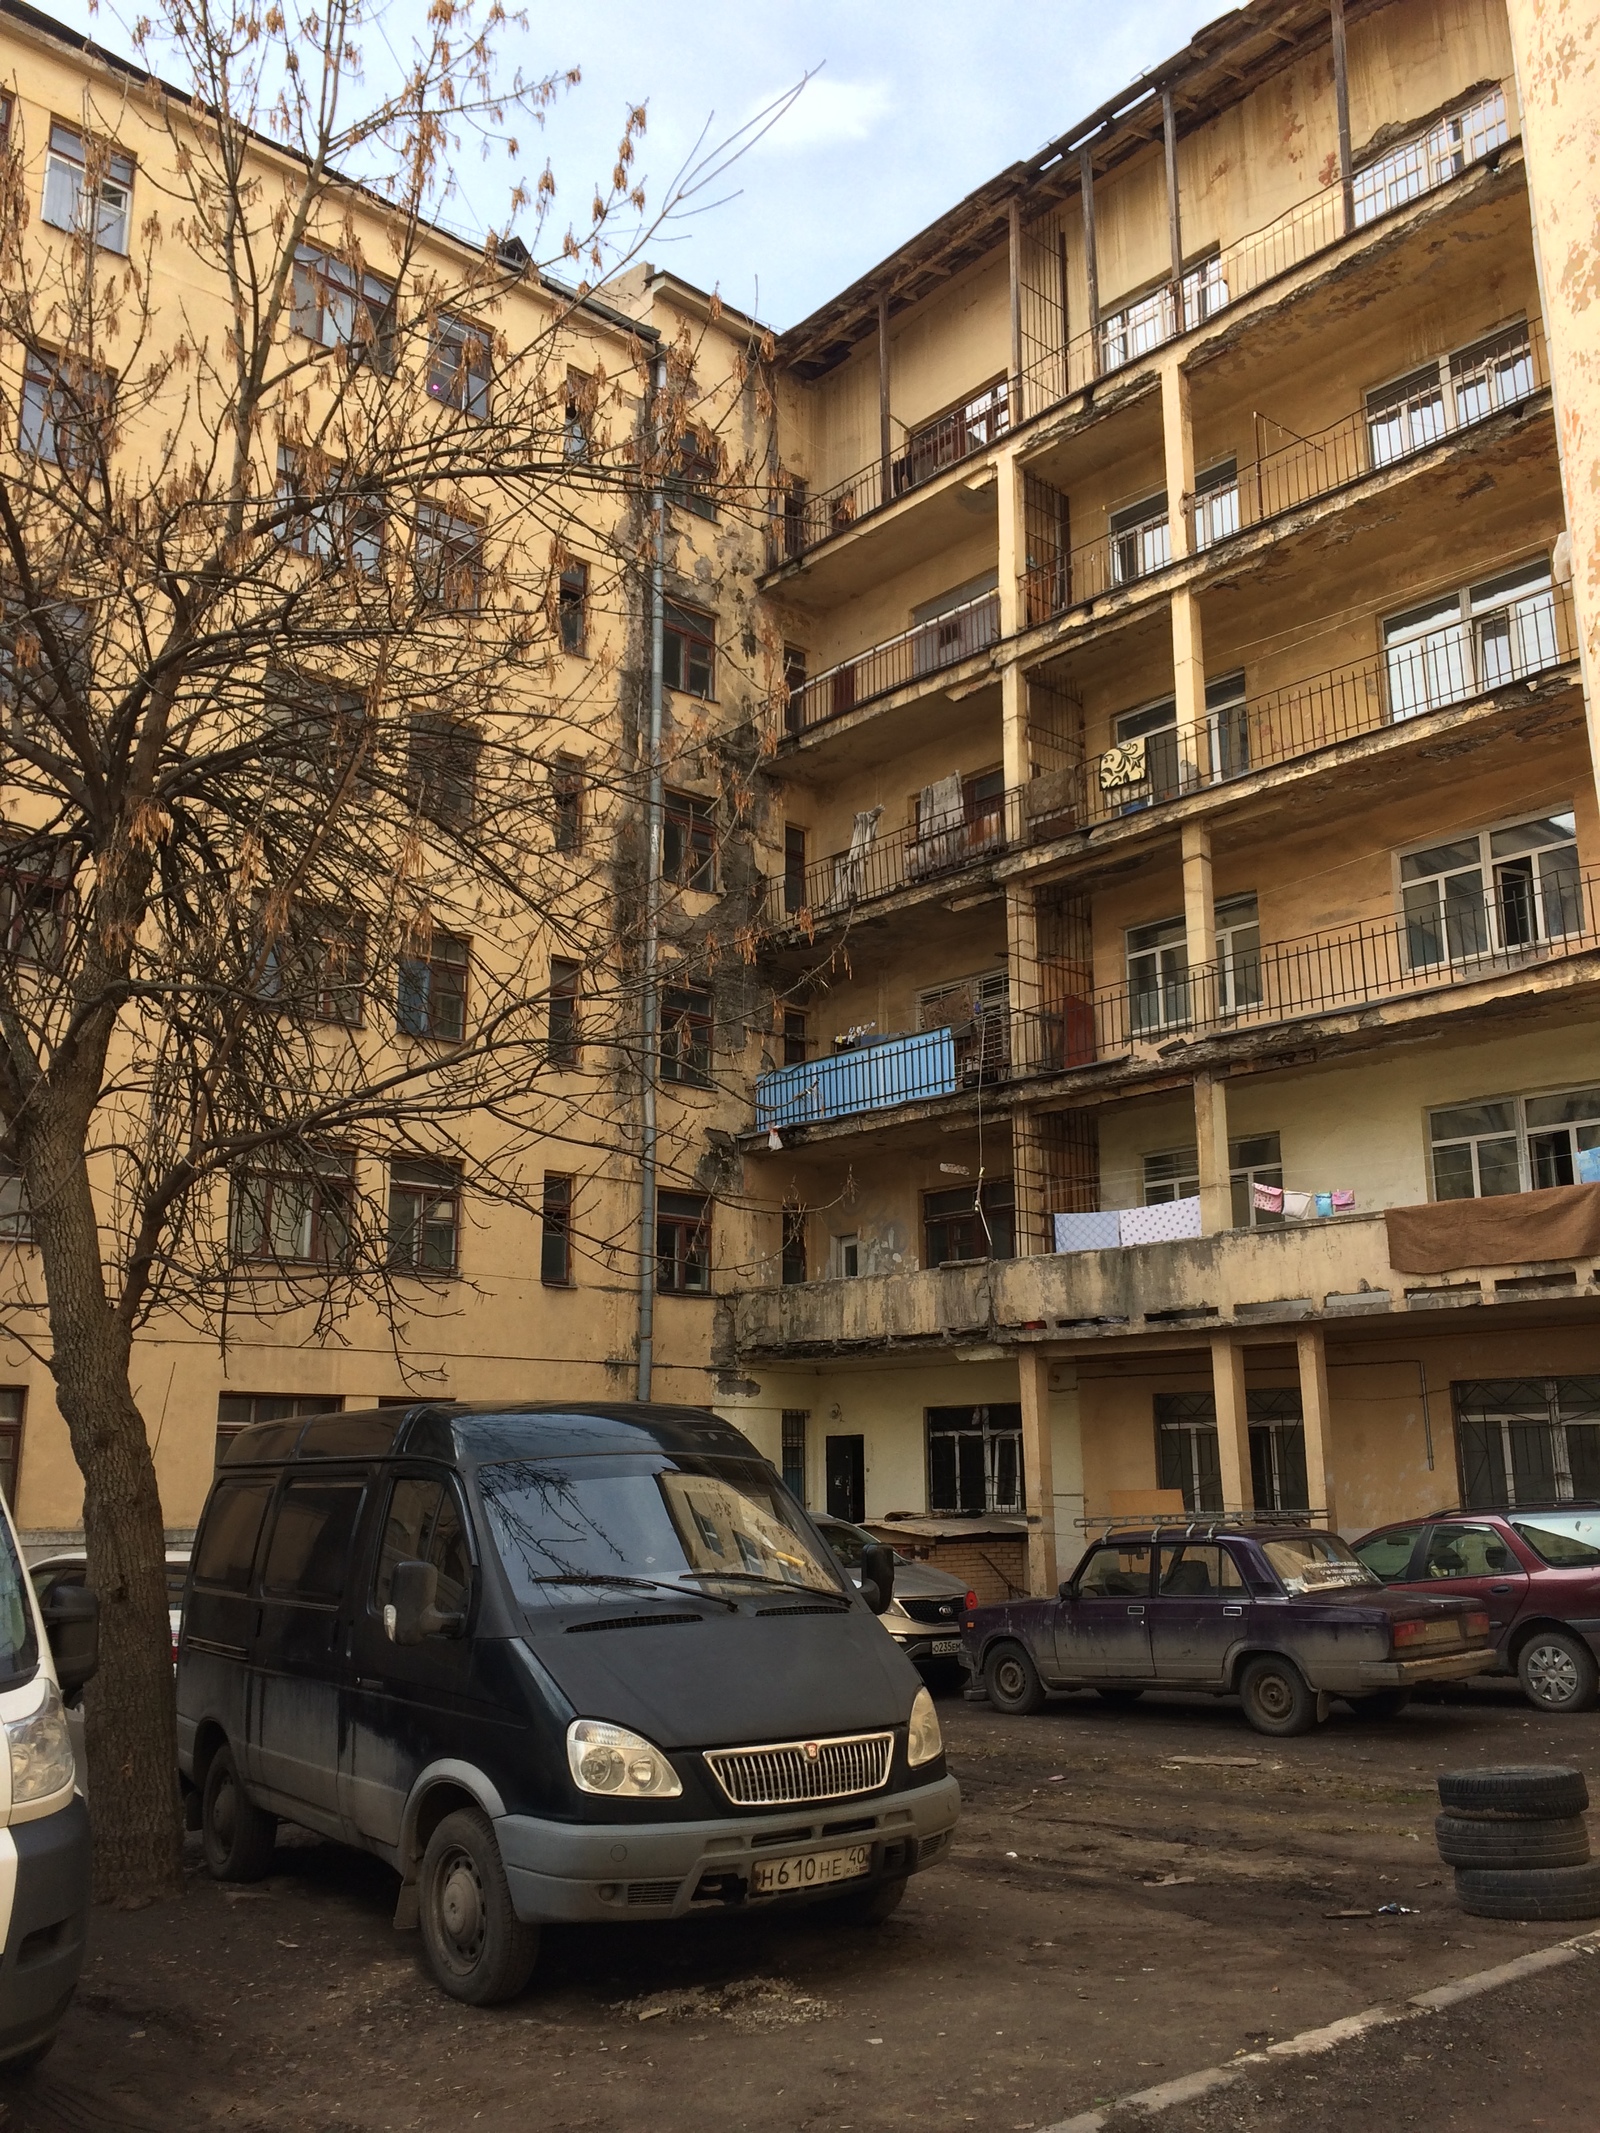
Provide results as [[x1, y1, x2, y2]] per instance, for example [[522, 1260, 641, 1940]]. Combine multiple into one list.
[[961, 1523, 1494, 1737], [1352, 1506, 1600, 1714]]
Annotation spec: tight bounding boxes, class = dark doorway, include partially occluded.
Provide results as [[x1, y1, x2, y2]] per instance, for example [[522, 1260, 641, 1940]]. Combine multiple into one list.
[[825, 1434, 865, 1522]]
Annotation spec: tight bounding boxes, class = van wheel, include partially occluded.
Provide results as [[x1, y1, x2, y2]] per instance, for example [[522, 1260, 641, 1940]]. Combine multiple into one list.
[[419, 1809, 539, 2006], [1238, 1655, 1317, 1737], [1517, 1629, 1599, 1714], [202, 1746, 277, 1882], [0, 2035, 55, 2076], [984, 1643, 1045, 1715]]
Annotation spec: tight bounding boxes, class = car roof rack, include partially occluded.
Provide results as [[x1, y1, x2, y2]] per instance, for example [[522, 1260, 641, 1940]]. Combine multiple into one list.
[[1074, 1511, 1330, 1544]]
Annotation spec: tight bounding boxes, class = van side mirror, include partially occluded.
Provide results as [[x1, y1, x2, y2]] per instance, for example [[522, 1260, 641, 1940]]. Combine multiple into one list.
[[41, 1583, 99, 1701], [860, 1542, 895, 1616], [383, 1560, 464, 1645]]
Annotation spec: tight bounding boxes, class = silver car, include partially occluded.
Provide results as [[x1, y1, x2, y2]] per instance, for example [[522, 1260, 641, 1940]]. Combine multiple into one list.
[[815, 1517, 970, 1673]]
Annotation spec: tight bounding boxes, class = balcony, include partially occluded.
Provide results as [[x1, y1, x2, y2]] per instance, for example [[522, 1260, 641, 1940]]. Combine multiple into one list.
[[770, 381, 1011, 570], [781, 588, 1001, 740], [1015, 83, 1512, 425], [752, 860, 1600, 1139], [729, 1199, 1600, 1361], [1020, 312, 1549, 628]]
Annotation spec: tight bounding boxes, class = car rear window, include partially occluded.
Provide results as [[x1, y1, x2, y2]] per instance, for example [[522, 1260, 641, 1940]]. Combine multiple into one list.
[[1509, 1514, 1600, 1567], [193, 1480, 273, 1590], [1260, 1534, 1378, 1593]]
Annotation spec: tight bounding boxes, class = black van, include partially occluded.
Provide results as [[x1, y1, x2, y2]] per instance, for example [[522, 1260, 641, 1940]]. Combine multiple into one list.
[[176, 1401, 959, 2003]]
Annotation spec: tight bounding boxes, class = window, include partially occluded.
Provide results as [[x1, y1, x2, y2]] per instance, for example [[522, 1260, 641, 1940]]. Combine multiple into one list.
[[215, 1392, 341, 1468], [261, 905, 367, 1025], [547, 958, 581, 1066], [193, 1478, 274, 1583], [275, 445, 333, 558], [667, 427, 720, 520], [557, 560, 589, 655], [926, 1404, 1024, 1515], [0, 1391, 22, 1510], [408, 715, 482, 827], [781, 1410, 809, 1504], [783, 825, 808, 915], [1143, 1148, 1199, 1204], [427, 317, 491, 417], [0, 1161, 30, 1245], [831, 1234, 861, 1279], [1155, 1389, 1308, 1514], [0, 96, 11, 153], [662, 601, 715, 698], [1099, 255, 1228, 373], [1191, 457, 1240, 551], [1352, 1524, 1424, 1581], [1127, 914, 1189, 1034], [1453, 1377, 1600, 1507], [1451, 323, 1536, 426], [1385, 561, 1560, 723], [1230, 1132, 1285, 1228], [1157, 1542, 1245, 1595], [1352, 87, 1508, 227], [0, 850, 72, 968], [782, 645, 808, 737], [387, 1160, 462, 1274], [541, 1173, 573, 1285], [397, 929, 469, 1043], [1366, 363, 1448, 466], [229, 1152, 353, 1266], [1077, 1542, 1153, 1596], [657, 1190, 711, 1294], [781, 1205, 807, 1286], [661, 985, 713, 1087], [19, 352, 114, 471], [551, 756, 584, 853], [262, 1479, 365, 1603], [42, 120, 134, 253], [414, 504, 483, 612], [290, 246, 394, 363], [266, 670, 369, 792], [1429, 1084, 1600, 1200], [1421, 1524, 1518, 1579], [1400, 809, 1578, 972], [374, 1477, 469, 1612], [664, 790, 717, 891], [563, 368, 594, 460], [1215, 893, 1262, 1015], [923, 1179, 1015, 1267], [1110, 492, 1170, 585], [782, 1009, 809, 1067]]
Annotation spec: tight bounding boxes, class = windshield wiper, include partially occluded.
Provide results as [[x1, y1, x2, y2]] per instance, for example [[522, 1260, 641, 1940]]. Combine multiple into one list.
[[529, 1573, 739, 1614], [680, 1571, 852, 1608]]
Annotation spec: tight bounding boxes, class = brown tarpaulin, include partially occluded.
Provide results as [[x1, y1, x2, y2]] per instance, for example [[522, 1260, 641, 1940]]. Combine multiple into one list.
[[1384, 1184, 1600, 1275]]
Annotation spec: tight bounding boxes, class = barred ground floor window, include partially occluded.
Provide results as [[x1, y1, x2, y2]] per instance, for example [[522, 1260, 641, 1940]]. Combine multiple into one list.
[[1454, 1378, 1600, 1508]]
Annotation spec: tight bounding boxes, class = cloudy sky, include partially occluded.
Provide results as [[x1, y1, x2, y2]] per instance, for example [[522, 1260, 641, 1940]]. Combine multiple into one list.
[[51, 0, 1227, 329]]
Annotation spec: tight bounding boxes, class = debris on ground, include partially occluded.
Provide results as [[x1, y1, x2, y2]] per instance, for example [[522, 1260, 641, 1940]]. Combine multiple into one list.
[[619, 1977, 837, 2030]]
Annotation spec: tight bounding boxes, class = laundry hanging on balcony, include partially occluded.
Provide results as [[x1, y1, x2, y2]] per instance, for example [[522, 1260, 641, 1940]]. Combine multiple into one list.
[[1118, 1197, 1204, 1245], [830, 806, 883, 903], [1052, 1210, 1123, 1253], [910, 774, 965, 877]]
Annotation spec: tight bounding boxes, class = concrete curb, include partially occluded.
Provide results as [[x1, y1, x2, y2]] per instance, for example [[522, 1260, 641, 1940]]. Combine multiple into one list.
[[1040, 1927, 1600, 2133]]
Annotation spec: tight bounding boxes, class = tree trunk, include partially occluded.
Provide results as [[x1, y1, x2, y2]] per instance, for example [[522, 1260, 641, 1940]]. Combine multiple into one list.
[[29, 1123, 182, 1901]]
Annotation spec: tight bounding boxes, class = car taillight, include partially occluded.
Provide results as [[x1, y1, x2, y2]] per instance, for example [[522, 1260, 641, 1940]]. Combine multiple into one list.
[[966, 1590, 978, 1610], [1465, 1610, 1490, 1641], [1391, 1617, 1429, 1649]]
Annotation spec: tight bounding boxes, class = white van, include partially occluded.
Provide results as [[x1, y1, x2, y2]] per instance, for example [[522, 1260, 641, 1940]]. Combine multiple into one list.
[[0, 1493, 96, 2073]]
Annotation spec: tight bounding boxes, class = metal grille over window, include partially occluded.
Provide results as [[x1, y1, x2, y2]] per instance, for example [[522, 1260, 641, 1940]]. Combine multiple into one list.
[[703, 1730, 893, 1807], [1453, 1378, 1600, 1508]]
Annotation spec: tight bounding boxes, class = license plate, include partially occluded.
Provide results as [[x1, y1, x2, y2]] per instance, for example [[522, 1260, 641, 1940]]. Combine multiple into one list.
[[750, 1844, 871, 1895], [930, 1638, 962, 1655]]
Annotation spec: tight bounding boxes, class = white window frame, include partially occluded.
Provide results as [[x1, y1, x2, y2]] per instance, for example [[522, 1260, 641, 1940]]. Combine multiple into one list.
[[1365, 318, 1535, 469], [1428, 1084, 1600, 1201], [1383, 558, 1560, 722], [42, 121, 133, 253], [1397, 805, 1580, 973]]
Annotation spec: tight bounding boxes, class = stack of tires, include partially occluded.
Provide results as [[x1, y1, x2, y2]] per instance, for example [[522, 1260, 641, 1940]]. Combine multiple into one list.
[[1437, 1766, 1600, 1921]]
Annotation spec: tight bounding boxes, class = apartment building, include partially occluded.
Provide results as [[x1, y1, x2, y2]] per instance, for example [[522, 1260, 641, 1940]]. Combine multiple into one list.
[[725, 0, 1600, 1586], [0, 4, 773, 1538]]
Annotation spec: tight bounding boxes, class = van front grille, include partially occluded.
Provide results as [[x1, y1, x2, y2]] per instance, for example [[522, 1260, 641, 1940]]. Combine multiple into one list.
[[703, 1731, 894, 1807]]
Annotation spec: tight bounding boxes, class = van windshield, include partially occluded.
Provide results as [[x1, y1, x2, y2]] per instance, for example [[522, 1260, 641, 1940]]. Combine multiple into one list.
[[0, 1511, 38, 1690], [477, 1454, 845, 1607]]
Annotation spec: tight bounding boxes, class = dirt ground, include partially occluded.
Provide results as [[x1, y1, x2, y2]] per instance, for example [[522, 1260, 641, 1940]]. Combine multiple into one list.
[[6, 1678, 1599, 2133]]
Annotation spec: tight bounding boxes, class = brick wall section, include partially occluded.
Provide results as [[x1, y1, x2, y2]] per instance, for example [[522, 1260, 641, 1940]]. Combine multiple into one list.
[[865, 1528, 1029, 1603]]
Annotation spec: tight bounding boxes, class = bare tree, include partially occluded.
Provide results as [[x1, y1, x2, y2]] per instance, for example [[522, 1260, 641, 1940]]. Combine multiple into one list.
[[0, 0, 777, 1897]]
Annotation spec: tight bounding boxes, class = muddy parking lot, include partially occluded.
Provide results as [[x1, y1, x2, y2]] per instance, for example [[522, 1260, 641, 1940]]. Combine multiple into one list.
[[11, 1681, 1599, 2133]]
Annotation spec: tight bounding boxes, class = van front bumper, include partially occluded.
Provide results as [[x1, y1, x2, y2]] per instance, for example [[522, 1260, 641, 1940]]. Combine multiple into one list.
[[497, 1773, 960, 1924], [0, 1797, 91, 2066]]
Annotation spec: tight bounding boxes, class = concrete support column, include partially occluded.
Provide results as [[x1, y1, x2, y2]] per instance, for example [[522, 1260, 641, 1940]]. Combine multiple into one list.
[[1181, 816, 1217, 1026], [1505, 0, 1600, 766], [1194, 1070, 1232, 1237], [1171, 586, 1207, 790], [1160, 357, 1195, 561], [1008, 196, 1024, 423], [1296, 1326, 1339, 1529], [997, 446, 1025, 642], [1079, 145, 1102, 380], [1019, 1347, 1059, 1594], [877, 288, 893, 507], [1209, 1334, 1252, 1514]]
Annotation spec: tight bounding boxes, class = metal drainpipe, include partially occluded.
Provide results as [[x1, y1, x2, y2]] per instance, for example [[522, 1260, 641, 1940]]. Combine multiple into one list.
[[636, 353, 668, 1403]]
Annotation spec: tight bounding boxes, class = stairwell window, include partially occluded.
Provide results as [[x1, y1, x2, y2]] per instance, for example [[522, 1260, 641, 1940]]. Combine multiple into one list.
[[662, 601, 715, 698], [1400, 809, 1579, 972], [661, 985, 713, 1087], [1429, 1085, 1600, 1200], [42, 121, 134, 253], [657, 1192, 711, 1293]]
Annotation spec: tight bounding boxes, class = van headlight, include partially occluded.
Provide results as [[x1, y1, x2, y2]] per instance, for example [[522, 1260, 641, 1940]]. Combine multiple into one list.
[[906, 1685, 943, 1768], [566, 1718, 682, 1799], [7, 1681, 75, 1804]]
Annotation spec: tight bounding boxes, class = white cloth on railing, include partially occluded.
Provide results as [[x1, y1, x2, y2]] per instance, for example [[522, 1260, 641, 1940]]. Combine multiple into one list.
[[910, 774, 964, 877], [831, 806, 883, 903], [1118, 1197, 1203, 1245], [1053, 1211, 1123, 1253]]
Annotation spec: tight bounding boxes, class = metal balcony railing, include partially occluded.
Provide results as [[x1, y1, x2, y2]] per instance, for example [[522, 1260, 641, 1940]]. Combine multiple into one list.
[[770, 382, 1011, 569], [1016, 84, 1509, 426], [781, 589, 1002, 738], [753, 863, 1600, 1133], [764, 796, 1008, 926]]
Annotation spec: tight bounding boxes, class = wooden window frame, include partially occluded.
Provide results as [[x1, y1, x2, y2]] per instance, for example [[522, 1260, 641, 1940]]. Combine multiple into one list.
[[397, 930, 470, 1043]]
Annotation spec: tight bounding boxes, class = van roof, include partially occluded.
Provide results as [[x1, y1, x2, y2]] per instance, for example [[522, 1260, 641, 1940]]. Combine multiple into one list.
[[218, 1400, 758, 1471]]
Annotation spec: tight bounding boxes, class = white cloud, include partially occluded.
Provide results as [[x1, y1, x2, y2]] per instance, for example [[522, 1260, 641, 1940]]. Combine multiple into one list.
[[746, 75, 892, 154]]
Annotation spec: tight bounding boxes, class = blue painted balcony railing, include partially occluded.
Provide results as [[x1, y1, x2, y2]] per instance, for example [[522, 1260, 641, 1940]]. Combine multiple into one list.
[[755, 1028, 957, 1129]]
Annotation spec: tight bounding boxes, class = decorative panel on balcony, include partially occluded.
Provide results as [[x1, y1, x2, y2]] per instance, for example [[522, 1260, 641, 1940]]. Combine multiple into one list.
[[755, 1028, 957, 1128]]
